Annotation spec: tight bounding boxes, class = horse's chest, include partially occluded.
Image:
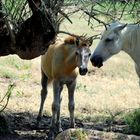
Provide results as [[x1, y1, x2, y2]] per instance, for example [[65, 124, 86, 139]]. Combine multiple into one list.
[[59, 75, 76, 84]]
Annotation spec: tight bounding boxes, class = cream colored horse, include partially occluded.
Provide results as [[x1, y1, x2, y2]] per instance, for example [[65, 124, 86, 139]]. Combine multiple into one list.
[[90, 22, 140, 84], [37, 35, 92, 138]]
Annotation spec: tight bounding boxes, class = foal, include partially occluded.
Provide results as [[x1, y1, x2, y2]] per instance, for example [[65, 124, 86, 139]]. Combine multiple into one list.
[[37, 35, 92, 132]]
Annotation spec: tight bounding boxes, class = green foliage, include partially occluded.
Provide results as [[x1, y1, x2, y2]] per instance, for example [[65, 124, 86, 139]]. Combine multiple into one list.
[[70, 129, 88, 140], [2, 0, 31, 25], [0, 83, 15, 113], [124, 108, 140, 135], [16, 91, 24, 97], [77, 0, 140, 27], [94, 0, 139, 22]]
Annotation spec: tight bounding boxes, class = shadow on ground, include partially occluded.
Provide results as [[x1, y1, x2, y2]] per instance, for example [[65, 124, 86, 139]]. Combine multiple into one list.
[[0, 112, 139, 140], [0, 112, 84, 140]]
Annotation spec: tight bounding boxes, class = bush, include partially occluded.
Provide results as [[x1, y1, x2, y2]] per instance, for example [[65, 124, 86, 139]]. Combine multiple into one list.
[[124, 108, 140, 135]]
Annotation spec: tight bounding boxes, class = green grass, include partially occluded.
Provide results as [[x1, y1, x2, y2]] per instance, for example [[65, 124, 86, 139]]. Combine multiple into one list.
[[0, 56, 31, 70], [0, 56, 31, 80], [123, 108, 140, 135]]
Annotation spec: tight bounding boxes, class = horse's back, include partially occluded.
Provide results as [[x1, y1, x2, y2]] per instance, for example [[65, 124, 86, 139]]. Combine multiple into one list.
[[41, 45, 53, 80], [41, 38, 65, 80]]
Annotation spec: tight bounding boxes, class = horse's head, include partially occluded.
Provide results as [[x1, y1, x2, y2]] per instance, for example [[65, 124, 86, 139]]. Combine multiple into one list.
[[90, 22, 127, 68], [75, 36, 92, 75]]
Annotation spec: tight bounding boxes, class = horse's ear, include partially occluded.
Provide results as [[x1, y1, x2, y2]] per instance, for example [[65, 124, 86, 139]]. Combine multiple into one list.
[[114, 24, 127, 34], [75, 37, 79, 46], [87, 37, 93, 46], [106, 24, 110, 30]]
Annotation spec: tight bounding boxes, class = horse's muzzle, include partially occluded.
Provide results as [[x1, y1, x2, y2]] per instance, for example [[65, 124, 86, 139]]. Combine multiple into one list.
[[79, 67, 88, 75], [90, 55, 103, 68]]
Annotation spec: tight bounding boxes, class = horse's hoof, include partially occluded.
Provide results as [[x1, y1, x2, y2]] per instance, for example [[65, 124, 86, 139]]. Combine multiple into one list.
[[70, 123, 75, 128], [35, 123, 40, 129], [36, 116, 41, 128], [58, 128, 63, 133], [37, 116, 41, 122], [48, 130, 55, 140], [55, 122, 63, 133]]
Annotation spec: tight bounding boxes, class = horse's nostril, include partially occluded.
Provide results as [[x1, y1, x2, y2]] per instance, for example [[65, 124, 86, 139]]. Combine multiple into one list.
[[84, 68, 88, 73], [79, 67, 88, 75], [90, 55, 103, 68]]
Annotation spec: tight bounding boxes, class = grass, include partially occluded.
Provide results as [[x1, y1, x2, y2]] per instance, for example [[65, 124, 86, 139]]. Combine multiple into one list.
[[0, 2, 140, 136], [0, 56, 31, 80], [124, 108, 140, 135]]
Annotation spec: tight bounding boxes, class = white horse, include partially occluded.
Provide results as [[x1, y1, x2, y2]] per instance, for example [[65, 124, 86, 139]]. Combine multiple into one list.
[[90, 22, 140, 84]]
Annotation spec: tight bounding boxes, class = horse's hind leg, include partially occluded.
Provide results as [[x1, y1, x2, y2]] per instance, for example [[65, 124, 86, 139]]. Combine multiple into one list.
[[37, 69, 48, 126], [66, 79, 76, 128]]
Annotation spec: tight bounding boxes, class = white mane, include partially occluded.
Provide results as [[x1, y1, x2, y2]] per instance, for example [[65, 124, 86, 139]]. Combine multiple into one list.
[[109, 22, 122, 29], [121, 24, 140, 50], [107, 22, 140, 53]]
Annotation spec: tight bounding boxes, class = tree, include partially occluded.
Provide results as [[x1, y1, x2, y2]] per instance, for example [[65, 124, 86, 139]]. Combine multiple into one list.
[[0, 0, 139, 60], [0, 0, 56, 59]]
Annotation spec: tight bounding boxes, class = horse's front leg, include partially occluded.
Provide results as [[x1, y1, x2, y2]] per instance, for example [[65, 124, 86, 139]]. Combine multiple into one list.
[[66, 79, 76, 128], [56, 83, 63, 132], [37, 69, 48, 126], [49, 80, 62, 138]]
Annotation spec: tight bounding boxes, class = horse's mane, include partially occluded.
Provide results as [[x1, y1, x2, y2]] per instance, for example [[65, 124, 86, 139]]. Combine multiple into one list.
[[121, 24, 140, 45], [64, 36, 78, 44]]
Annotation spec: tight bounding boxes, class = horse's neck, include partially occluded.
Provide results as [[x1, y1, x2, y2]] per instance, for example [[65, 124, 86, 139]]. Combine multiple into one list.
[[64, 44, 77, 68], [122, 25, 140, 62]]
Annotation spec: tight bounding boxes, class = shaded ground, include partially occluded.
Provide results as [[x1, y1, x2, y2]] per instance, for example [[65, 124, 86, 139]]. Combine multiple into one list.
[[0, 112, 83, 140], [0, 112, 140, 140]]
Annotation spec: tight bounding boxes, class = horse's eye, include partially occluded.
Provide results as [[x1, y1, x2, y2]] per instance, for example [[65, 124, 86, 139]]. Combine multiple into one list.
[[105, 38, 113, 42], [88, 53, 91, 56], [75, 51, 79, 55], [82, 43, 87, 46]]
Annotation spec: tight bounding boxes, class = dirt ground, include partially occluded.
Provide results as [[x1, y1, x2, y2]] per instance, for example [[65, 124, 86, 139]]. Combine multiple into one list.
[[0, 52, 140, 140], [0, 54, 140, 140], [0, 112, 140, 140]]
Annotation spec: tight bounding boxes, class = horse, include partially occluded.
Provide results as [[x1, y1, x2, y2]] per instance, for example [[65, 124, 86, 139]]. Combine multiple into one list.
[[37, 35, 93, 137], [90, 22, 140, 84]]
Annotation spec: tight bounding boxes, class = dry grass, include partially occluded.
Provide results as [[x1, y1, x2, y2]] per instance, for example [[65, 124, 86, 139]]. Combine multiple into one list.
[[0, 13, 140, 123]]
